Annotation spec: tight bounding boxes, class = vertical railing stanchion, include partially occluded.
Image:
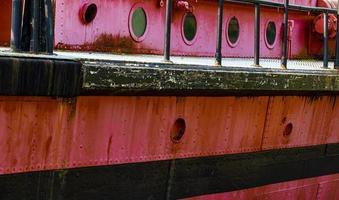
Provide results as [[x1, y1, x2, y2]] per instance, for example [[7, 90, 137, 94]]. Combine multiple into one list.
[[323, 12, 329, 68], [215, 0, 224, 66], [45, 0, 54, 54], [281, 0, 289, 69], [164, 0, 173, 62], [31, 0, 40, 52], [254, 3, 260, 67], [334, 0, 339, 69], [11, 0, 22, 52]]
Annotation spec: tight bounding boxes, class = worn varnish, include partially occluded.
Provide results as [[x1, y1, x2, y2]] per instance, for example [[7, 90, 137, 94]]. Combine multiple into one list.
[[82, 61, 339, 96]]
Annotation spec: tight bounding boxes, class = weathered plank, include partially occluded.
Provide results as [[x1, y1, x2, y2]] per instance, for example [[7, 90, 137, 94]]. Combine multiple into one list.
[[82, 61, 339, 96]]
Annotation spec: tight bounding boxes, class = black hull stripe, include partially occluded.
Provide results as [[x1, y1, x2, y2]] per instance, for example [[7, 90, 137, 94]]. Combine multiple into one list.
[[1, 144, 339, 200]]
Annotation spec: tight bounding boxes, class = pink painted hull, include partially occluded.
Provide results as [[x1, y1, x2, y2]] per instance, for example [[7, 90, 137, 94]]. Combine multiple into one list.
[[0, 96, 338, 175], [185, 174, 339, 200], [0, 0, 338, 198]]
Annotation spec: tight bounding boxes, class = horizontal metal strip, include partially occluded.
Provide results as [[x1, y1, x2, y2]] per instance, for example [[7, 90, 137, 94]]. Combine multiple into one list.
[[1, 143, 339, 199]]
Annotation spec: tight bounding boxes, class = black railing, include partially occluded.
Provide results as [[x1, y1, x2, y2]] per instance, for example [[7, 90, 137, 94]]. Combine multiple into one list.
[[281, 0, 289, 69], [215, 0, 224, 66], [164, 0, 173, 62], [336, 6, 339, 69], [11, 0, 54, 54], [254, 3, 260, 67], [9, 0, 339, 69], [324, 12, 329, 68], [163, 0, 339, 69], [10, 0, 22, 52]]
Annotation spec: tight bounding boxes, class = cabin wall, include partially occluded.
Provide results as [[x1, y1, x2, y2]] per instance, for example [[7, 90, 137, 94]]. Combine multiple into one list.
[[0, 0, 331, 58], [54, 0, 328, 58]]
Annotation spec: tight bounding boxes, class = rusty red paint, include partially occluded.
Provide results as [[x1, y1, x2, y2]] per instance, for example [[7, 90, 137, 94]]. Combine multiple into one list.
[[0, 0, 11, 46], [0, 96, 338, 175], [0, 96, 264, 173], [312, 13, 337, 39], [56, 34, 155, 54], [317, 179, 339, 199], [54, 0, 325, 58], [175, 0, 193, 13], [184, 174, 339, 200], [262, 96, 339, 149], [0, 0, 335, 58]]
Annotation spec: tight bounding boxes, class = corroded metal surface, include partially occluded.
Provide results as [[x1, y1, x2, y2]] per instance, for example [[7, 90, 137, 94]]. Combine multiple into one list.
[[262, 96, 339, 149], [0, 96, 266, 174], [185, 174, 339, 200], [0, 95, 338, 175]]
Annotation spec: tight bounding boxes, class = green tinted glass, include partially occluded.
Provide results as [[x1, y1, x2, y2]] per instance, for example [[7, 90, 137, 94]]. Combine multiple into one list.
[[266, 21, 276, 46], [132, 8, 147, 38], [228, 17, 240, 45], [183, 13, 197, 42]]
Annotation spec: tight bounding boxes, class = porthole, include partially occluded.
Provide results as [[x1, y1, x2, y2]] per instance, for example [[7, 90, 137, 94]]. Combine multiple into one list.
[[226, 16, 240, 47], [265, 21, 277, 48], [129, 7, 148, 42], [79, 3, 97, 24], [170, 118, 186, 143], [182, 12, 197, 45]]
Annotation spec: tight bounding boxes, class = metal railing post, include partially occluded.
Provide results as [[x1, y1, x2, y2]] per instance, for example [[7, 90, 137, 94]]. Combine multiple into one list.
[[323, 12, 329, 68], [44, 0, 54, 54], [30, 0, 40, 52], [10, 0, 22, 52], [281, 0, 289, 69], [334, 0, 339, 69], [254, 3, 260, 67], [215, 0, 224, 66], [164, 0, 173, 62]]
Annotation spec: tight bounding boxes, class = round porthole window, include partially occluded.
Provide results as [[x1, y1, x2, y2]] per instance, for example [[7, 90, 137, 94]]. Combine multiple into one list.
[[265, 21, 276, 48], [227, 16, 240, 47], [129, 7, 147, 42], [79, 3, 97, 24], [182, 13, 197, 45]]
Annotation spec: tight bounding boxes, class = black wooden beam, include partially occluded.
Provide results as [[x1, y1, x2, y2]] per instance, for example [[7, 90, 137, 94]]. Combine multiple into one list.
[[82, 61, 339, 96], [0, 57, 81, 97]]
